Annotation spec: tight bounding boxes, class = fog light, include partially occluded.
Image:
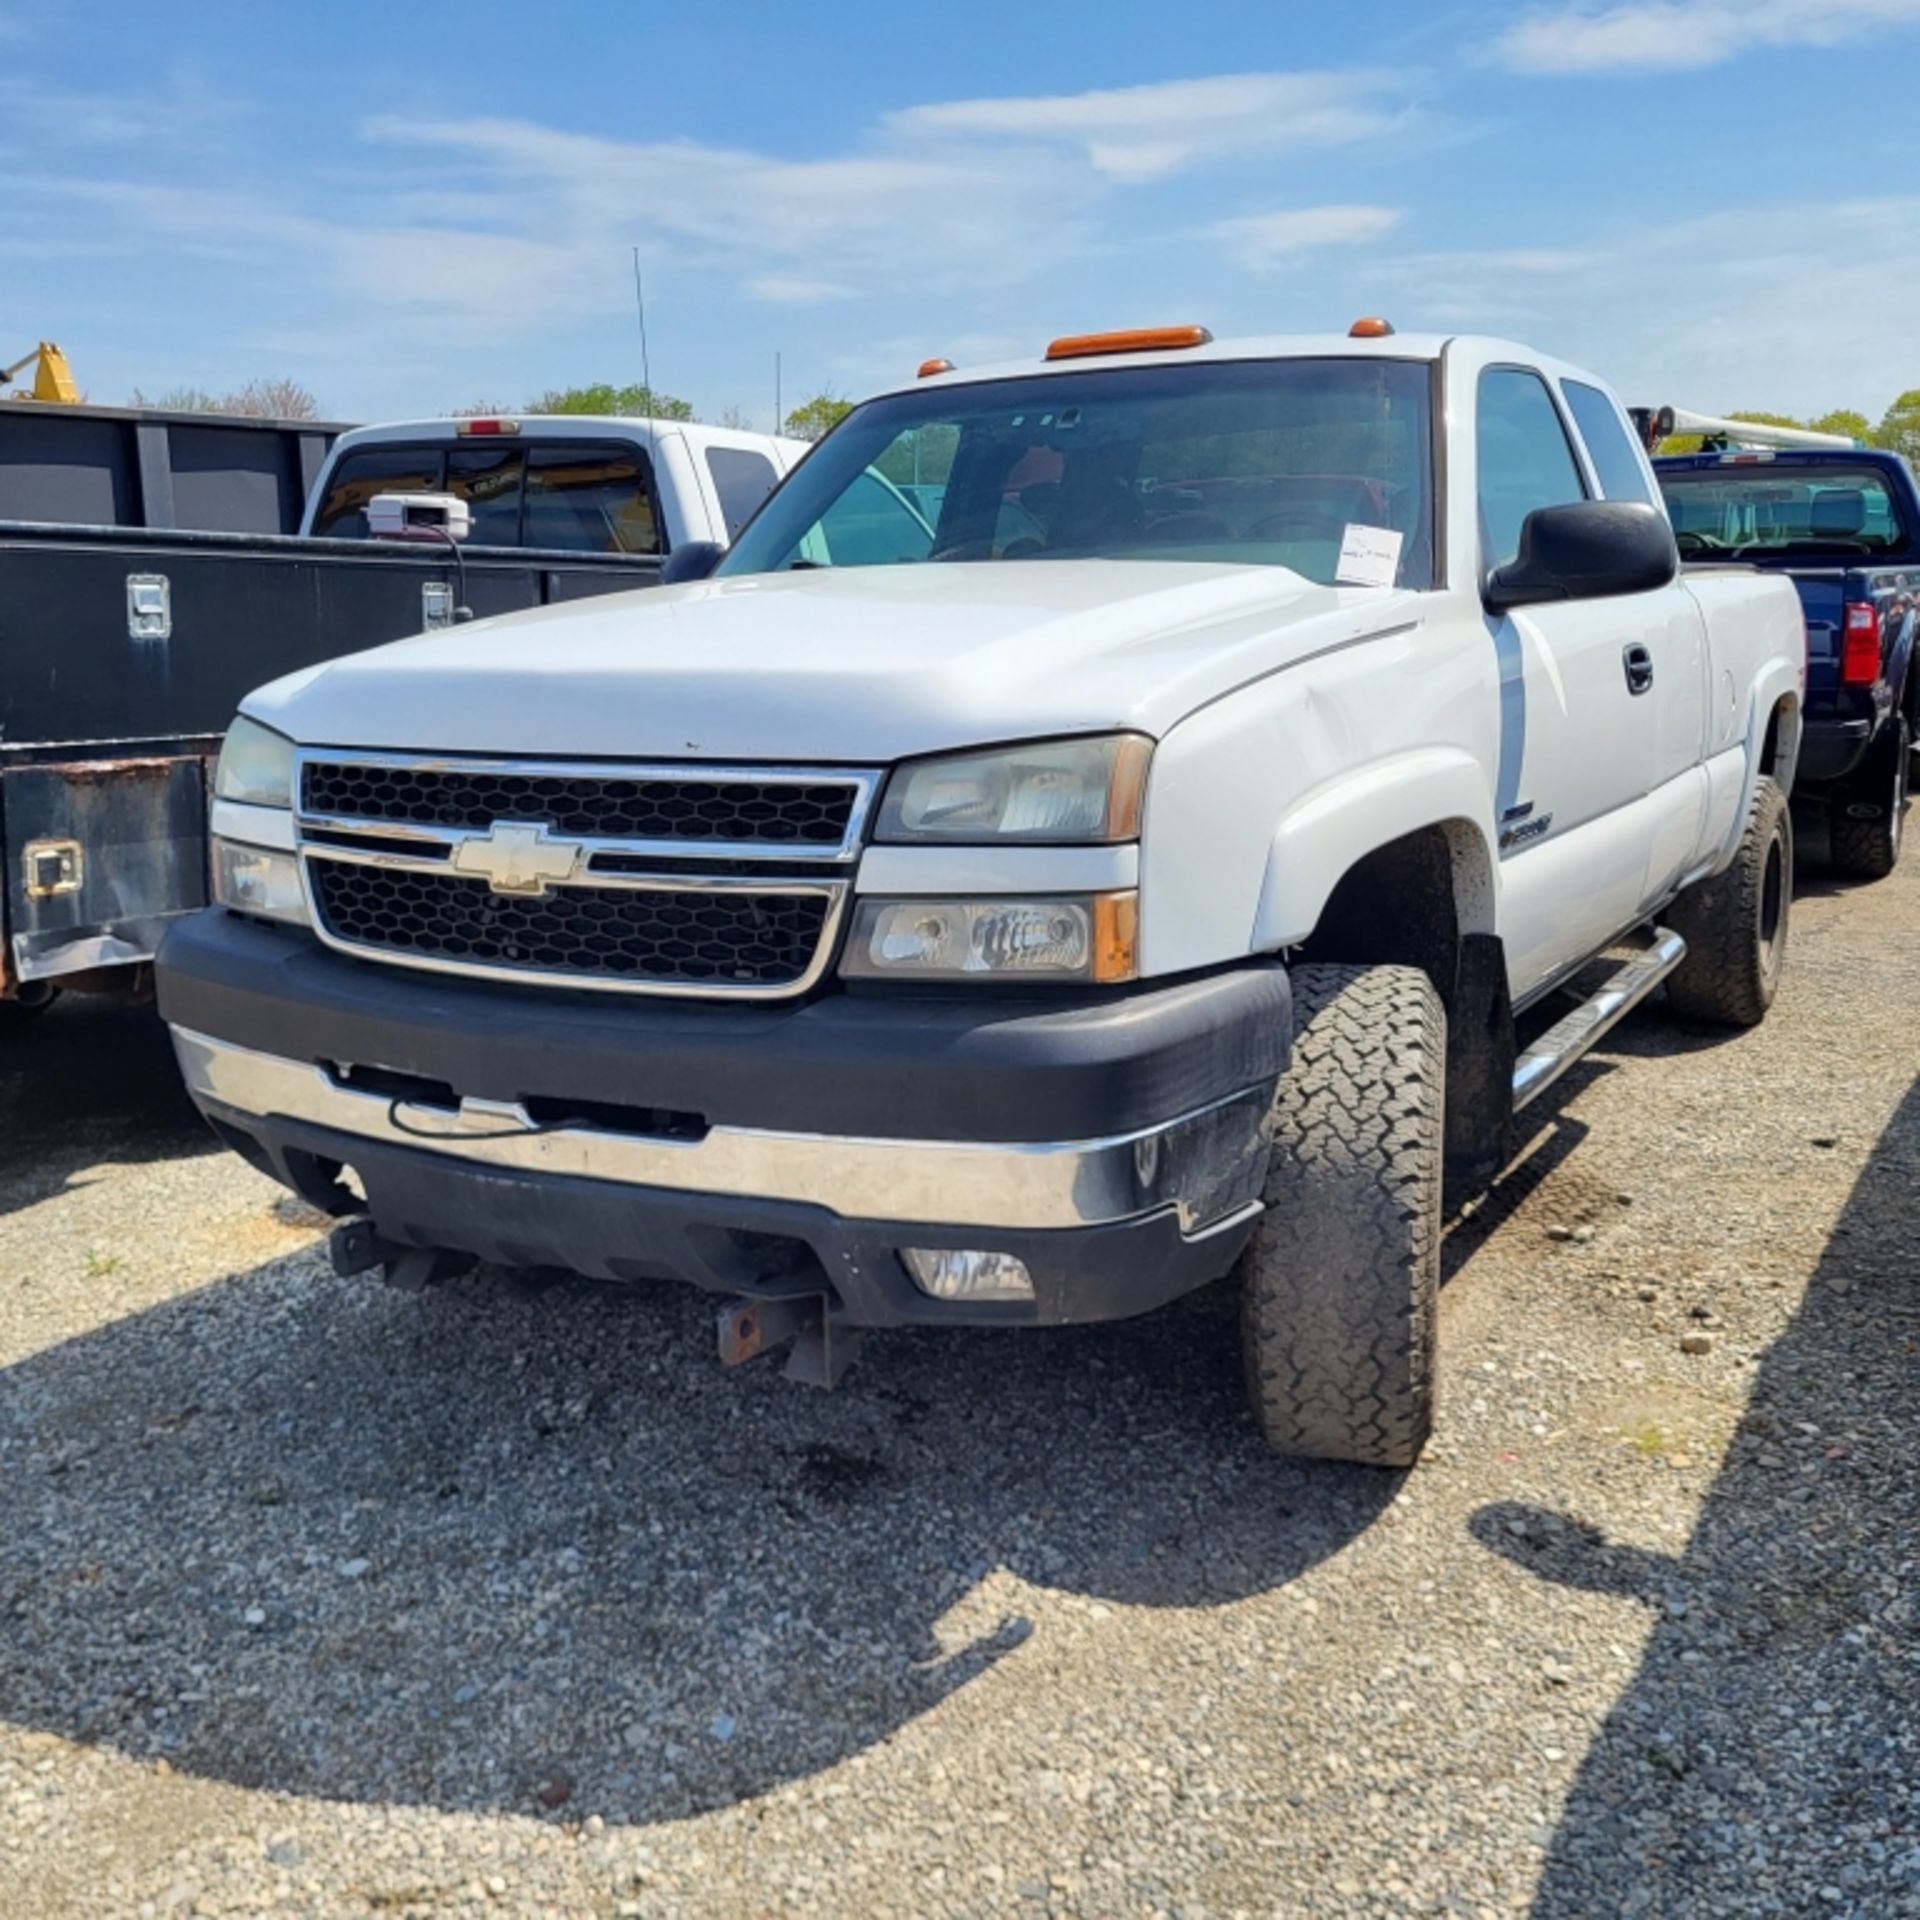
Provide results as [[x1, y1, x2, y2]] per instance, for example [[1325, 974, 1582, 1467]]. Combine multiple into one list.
[[211, 838, 310, 926], [901, 1248, 1036, 1302]]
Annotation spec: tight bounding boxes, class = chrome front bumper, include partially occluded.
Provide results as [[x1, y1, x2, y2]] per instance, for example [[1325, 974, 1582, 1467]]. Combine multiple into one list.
[[171, 1027, 1273, 1238]]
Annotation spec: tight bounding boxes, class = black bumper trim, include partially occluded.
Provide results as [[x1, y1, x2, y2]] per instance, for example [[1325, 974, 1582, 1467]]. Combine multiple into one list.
[[1796, 715, 1876, 787], [157, 911, 1291, 1145], [202, 1100, 1256, 1328]]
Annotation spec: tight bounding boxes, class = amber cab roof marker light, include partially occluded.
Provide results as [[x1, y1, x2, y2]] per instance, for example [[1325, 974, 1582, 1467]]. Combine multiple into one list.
[[1044, 325, 1214, 362], [1348, 317, 1396, 338], [917, 357, 955, 378]]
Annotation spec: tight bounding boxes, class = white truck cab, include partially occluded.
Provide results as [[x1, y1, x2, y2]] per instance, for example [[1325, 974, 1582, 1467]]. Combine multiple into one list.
[[299, 416, 811, 554], [159, 322, 1805, 1467]]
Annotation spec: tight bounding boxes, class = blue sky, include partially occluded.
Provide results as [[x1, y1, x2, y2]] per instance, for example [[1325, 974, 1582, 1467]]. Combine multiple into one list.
[[7, 0, 1920, 428]]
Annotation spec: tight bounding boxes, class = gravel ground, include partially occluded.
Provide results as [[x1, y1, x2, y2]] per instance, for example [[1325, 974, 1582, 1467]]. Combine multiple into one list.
[[1, 819, 1915, 1920]]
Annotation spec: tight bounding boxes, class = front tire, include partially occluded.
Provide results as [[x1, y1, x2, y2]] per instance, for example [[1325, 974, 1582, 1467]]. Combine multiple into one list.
[[1665, 774, 1791, 1027], [1828, 715, 1908, 880], [1238, 963, 1444, 1468]]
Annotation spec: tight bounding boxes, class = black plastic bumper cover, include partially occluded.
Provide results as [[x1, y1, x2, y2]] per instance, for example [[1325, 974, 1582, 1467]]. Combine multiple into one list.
[[1796, 715, 1875, 787], [156, 911, 1290, 1144], [159, 912, 1290, 1326]]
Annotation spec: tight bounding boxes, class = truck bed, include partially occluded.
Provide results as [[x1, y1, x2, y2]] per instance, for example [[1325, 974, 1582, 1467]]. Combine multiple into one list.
[[1, 521, 660, 992], [0, 519, 659, 750]]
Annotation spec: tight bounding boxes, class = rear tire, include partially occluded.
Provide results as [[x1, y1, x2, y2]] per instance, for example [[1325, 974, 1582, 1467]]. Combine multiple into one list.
[[1665, 775, 1791, 1027], [0, 989, 56, 1030], [1828, 716, 1908, 880], [1238, 963, 1444, 1468]]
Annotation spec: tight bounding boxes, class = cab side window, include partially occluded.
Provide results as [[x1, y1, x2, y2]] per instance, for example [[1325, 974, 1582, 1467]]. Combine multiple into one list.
[[1478, 368, 1588, 573], [705, 448, 779, 540]]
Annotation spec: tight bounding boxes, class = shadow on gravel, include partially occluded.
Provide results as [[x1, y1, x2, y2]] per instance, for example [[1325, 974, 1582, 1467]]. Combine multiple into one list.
[[0, 997, 213, 1220], [0, 1241, 1394, 1824], [1471, 1075, 1920, 1917]]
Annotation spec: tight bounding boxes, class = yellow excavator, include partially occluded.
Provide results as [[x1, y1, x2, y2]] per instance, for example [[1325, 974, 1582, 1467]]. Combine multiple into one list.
[[1, 341, 80, 404]]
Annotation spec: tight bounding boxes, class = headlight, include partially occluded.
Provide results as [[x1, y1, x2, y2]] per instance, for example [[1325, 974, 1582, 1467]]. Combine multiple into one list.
[[875, 735, 1151, 844], [841, 893, 1137, 984], [214, 716, 296, 809], [211, 838, 309, 926]]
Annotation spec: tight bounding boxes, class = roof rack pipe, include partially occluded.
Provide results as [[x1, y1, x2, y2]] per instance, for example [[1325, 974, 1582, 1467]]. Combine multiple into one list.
[[1649, 407, 1857, 452]]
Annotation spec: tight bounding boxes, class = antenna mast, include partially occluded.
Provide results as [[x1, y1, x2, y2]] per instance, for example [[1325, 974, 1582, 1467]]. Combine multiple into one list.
[[632, 248, 653, 413]]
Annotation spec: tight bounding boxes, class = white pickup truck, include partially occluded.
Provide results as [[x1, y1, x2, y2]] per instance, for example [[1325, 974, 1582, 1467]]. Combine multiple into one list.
[[156, 322, 1805, 1467]]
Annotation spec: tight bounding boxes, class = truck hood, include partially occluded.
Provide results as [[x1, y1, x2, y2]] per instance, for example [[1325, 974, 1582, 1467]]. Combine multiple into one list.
[[244, 561, 1422, 762]]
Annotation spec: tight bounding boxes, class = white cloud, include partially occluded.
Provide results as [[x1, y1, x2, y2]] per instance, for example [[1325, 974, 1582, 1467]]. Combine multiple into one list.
[[1391, 248, 1598, 274], [1210, 205, 1404, 272], [1496, 0, 1920, 73], [746, 276, 858, 305], [885, 70, 1411, 178]]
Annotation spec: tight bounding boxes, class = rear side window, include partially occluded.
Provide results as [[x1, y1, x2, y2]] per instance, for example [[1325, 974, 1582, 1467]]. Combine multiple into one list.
[[311, 447, 442, 538], [706, 447, 779, 539], [1563, 381, 1655, 506], [1477, 368, 1588, 572], [524, 446, 660, 553]]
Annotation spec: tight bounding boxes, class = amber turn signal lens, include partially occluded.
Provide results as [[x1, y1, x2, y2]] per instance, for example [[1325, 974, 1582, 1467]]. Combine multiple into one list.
[[1092, 891, 1140, 984], [1045, 325, 1213, 362]]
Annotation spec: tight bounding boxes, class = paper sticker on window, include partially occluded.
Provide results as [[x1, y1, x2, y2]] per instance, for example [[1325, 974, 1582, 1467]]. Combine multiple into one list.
[[1336, 524, 1404, 588]]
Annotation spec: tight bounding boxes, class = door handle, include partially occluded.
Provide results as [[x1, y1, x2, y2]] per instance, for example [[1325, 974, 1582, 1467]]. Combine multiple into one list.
[[1623, 643, 1654, 695]]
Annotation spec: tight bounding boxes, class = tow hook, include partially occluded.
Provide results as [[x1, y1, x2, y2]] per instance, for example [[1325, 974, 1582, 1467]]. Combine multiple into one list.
[[327, 1219, 475, 1292], [716, 1294, 865, 1389]]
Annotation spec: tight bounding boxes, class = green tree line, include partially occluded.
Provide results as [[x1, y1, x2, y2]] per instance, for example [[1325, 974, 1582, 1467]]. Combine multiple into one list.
[[463, 382, 854, 442], [125, 375, 857, 442]]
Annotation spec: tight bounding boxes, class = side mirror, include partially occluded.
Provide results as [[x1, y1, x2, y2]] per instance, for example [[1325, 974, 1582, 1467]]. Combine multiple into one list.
[[1485, 501, 1676, 611], [661, 540, 725, 585]]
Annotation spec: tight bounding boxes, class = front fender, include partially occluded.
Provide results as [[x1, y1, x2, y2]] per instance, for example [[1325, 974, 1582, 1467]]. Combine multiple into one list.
[[1252, 748, 1498, 950]]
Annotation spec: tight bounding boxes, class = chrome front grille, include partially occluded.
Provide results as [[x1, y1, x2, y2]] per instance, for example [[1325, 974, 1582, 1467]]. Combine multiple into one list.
[[294, 751, 876, 999], [300, 760, 860, 849]]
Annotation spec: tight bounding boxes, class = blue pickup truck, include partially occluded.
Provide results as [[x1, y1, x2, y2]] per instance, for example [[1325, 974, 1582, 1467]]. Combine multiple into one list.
[[1656, 446, 1919, 877]]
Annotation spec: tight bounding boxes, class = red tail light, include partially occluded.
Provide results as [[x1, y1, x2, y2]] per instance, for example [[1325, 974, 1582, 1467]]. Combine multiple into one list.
[[1841, 602, 1882, 685]]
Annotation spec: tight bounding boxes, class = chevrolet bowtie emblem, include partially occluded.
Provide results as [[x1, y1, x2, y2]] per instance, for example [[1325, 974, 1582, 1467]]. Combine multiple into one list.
[[450, 821, 584, 896]]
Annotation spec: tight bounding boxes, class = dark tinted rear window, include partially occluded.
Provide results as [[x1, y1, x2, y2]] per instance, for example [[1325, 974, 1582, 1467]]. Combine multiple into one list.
[[312, 439, 660, 551], [706, 446, 779, 539]]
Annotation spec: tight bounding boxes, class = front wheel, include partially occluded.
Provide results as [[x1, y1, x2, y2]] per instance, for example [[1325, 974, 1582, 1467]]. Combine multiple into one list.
[[1665, 775, 1791, 1027], [1238, 963, 1444, 1468], [1828, 716, 1908, 880]]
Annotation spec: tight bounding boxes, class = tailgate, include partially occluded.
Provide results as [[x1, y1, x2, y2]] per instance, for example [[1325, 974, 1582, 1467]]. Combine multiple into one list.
[[1787, 570, 1848, 699]]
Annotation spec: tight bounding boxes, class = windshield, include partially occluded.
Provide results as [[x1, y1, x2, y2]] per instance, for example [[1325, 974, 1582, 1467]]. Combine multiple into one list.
[[1659, 465, 1908, 557], [719, 357, 1435, 589]]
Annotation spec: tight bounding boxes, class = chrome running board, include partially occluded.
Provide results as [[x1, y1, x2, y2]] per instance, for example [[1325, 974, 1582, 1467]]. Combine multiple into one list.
[[1511, 927, 1687, 1115]]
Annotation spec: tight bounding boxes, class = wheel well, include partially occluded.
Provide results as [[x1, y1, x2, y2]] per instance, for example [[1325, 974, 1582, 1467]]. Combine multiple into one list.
[[1759, 694, 1801, 788], [1296, 821, 1491, 1004]]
